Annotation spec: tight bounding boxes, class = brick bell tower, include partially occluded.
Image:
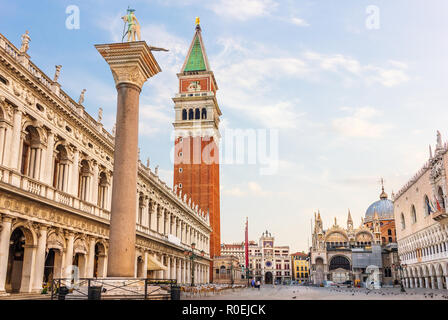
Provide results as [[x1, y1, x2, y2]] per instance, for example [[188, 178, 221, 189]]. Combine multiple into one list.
[[172, 18, 222, 281]]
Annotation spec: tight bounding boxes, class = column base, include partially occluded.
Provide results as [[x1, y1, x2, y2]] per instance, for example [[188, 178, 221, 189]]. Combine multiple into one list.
[[0, 291, 10, 296]]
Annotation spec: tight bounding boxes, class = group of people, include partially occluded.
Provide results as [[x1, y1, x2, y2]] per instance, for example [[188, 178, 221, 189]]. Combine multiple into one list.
[[251, 279, 261, 290]]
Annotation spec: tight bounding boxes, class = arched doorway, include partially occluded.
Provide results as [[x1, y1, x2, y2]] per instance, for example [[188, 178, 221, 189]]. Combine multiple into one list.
[[265, 271, 273, 284], [329, 256, 351, 283], [93, 242, 106, 278], [43, 249, 56, 285], [73, 253, 86, 279], [136, 256, 144, 278], [5, 229, 25, 293]]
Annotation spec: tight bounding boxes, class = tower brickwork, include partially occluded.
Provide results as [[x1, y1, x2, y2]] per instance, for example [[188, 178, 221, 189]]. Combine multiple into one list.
[[172, 20, 222, 281]]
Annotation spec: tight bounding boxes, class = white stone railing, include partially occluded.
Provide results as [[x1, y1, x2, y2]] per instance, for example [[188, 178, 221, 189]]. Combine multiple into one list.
[[0, 165, 110, 220], [79, 200, 93, 214], [55, 190, 72, 206], [27, 179, 42, 195]]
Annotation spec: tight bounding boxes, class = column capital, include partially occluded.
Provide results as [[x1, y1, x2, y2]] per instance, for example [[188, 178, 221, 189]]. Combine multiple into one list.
[[95, 41, 162, 90], [0, 214, 14, 223]]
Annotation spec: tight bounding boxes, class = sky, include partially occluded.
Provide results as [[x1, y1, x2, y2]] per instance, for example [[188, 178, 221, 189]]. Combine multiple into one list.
[[2, 0, 448, 253]]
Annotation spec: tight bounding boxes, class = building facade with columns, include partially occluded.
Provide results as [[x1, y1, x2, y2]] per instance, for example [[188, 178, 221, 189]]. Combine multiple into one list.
[[393, 131, 448, 290], [0, 32, 211, 294]]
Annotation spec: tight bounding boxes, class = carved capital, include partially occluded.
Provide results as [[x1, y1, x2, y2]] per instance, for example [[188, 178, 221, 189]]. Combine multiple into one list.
[[111, 66, 146, 89], [95, 41, 161, 90]]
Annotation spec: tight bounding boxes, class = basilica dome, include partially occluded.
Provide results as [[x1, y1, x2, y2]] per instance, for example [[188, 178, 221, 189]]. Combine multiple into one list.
[[365, 187, 394, 222]]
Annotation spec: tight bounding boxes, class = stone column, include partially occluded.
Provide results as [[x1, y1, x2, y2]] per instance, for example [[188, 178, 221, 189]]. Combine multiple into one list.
[[431, 276, 436, 289], [182, 260, 186, 284], [186, 260, 190, 285], [419, 277, 423, 289], [91, 161, 99, 204], [86, 237, 96, 278], [44, 130, 54, 185], [95, 41, 162, 278], [150, 202, 157, 232], [0, 216, 12, 293], [167, 256, 171, 280], [32, 226, 47, 292], [171, 257, 175, 281], [177, 258, 181, 283], [142, 252, 148, 278], [437, 276, 443, 289], [64, 233, 75, 279], [70, 148, 79, 196], [9, 107, 23, 170], [425, 277, 429, 289]]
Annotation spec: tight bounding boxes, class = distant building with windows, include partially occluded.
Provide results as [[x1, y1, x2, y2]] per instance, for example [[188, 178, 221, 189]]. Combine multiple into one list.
[[290, 252, 309, 283], [221, 231, 291, 284]]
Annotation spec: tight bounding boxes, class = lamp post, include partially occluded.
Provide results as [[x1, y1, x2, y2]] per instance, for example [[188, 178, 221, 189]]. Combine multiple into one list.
[[184, 242, 204, 287]]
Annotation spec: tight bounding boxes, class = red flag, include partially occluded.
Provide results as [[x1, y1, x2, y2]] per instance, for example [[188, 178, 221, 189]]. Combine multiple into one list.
[[436, 197, 442, 212], [245, 217, 249, 269]]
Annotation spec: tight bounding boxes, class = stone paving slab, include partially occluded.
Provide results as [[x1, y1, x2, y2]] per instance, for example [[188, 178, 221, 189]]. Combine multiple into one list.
[[184, 285, 448, 300]]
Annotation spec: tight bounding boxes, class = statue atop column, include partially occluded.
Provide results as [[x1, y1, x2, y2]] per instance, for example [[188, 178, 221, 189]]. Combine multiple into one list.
[[19, 30, 31, 53], [121, 7, 141, 42]]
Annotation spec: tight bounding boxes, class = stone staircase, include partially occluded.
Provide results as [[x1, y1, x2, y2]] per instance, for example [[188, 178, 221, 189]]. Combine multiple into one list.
[[0, 293, 51, 300]]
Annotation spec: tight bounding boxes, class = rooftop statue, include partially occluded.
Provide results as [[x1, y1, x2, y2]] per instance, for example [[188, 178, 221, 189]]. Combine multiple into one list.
[[78, 89, 86, 105], [53, 65, 62, 82], [20, 30, 31, 54], [121, 7, 141, 42]]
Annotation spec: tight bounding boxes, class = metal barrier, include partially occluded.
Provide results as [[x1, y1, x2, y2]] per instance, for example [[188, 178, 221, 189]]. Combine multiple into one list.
[[50, 278, 177, 300]]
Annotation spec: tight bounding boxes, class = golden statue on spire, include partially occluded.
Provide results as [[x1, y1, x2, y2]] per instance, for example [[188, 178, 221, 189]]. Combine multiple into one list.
[[195, 17, 200, 25]]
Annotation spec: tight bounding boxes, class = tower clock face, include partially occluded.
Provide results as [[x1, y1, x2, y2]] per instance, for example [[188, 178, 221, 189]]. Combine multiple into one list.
[[265, 261, 272, 268]]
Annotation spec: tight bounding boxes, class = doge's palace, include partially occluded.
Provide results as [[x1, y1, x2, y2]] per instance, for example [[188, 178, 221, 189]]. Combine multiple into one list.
[[0, 32, 211, 294]]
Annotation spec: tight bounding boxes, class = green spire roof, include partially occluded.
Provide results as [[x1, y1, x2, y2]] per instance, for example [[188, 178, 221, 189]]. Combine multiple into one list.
[[184, 35, 206, 72]]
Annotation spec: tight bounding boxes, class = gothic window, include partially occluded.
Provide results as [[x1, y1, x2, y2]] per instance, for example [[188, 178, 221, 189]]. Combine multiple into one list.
[[188, 109, 194, 120], [411, 205, 417, 224], [78, 160, 91, 201], [53, 144, 69, 191], [201, 108, 207, 119], [195, 108, 200, 120], [97, 172, 109, 209], [182, 109, 187, 120], [424, 195, 431, 216], [400, 213, 406, 230], [438, 187, 445, 209]]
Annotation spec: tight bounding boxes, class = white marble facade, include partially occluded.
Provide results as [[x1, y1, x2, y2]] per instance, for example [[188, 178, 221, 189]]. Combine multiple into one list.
[[0, 33, 211, 294]]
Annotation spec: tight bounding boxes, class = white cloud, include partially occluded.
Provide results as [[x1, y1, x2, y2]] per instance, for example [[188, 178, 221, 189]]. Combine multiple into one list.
[[332, 106, 391, 138], [208, 0, 278, 21], [289, 17, 310, 27], [304, 51, 409, 87]]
